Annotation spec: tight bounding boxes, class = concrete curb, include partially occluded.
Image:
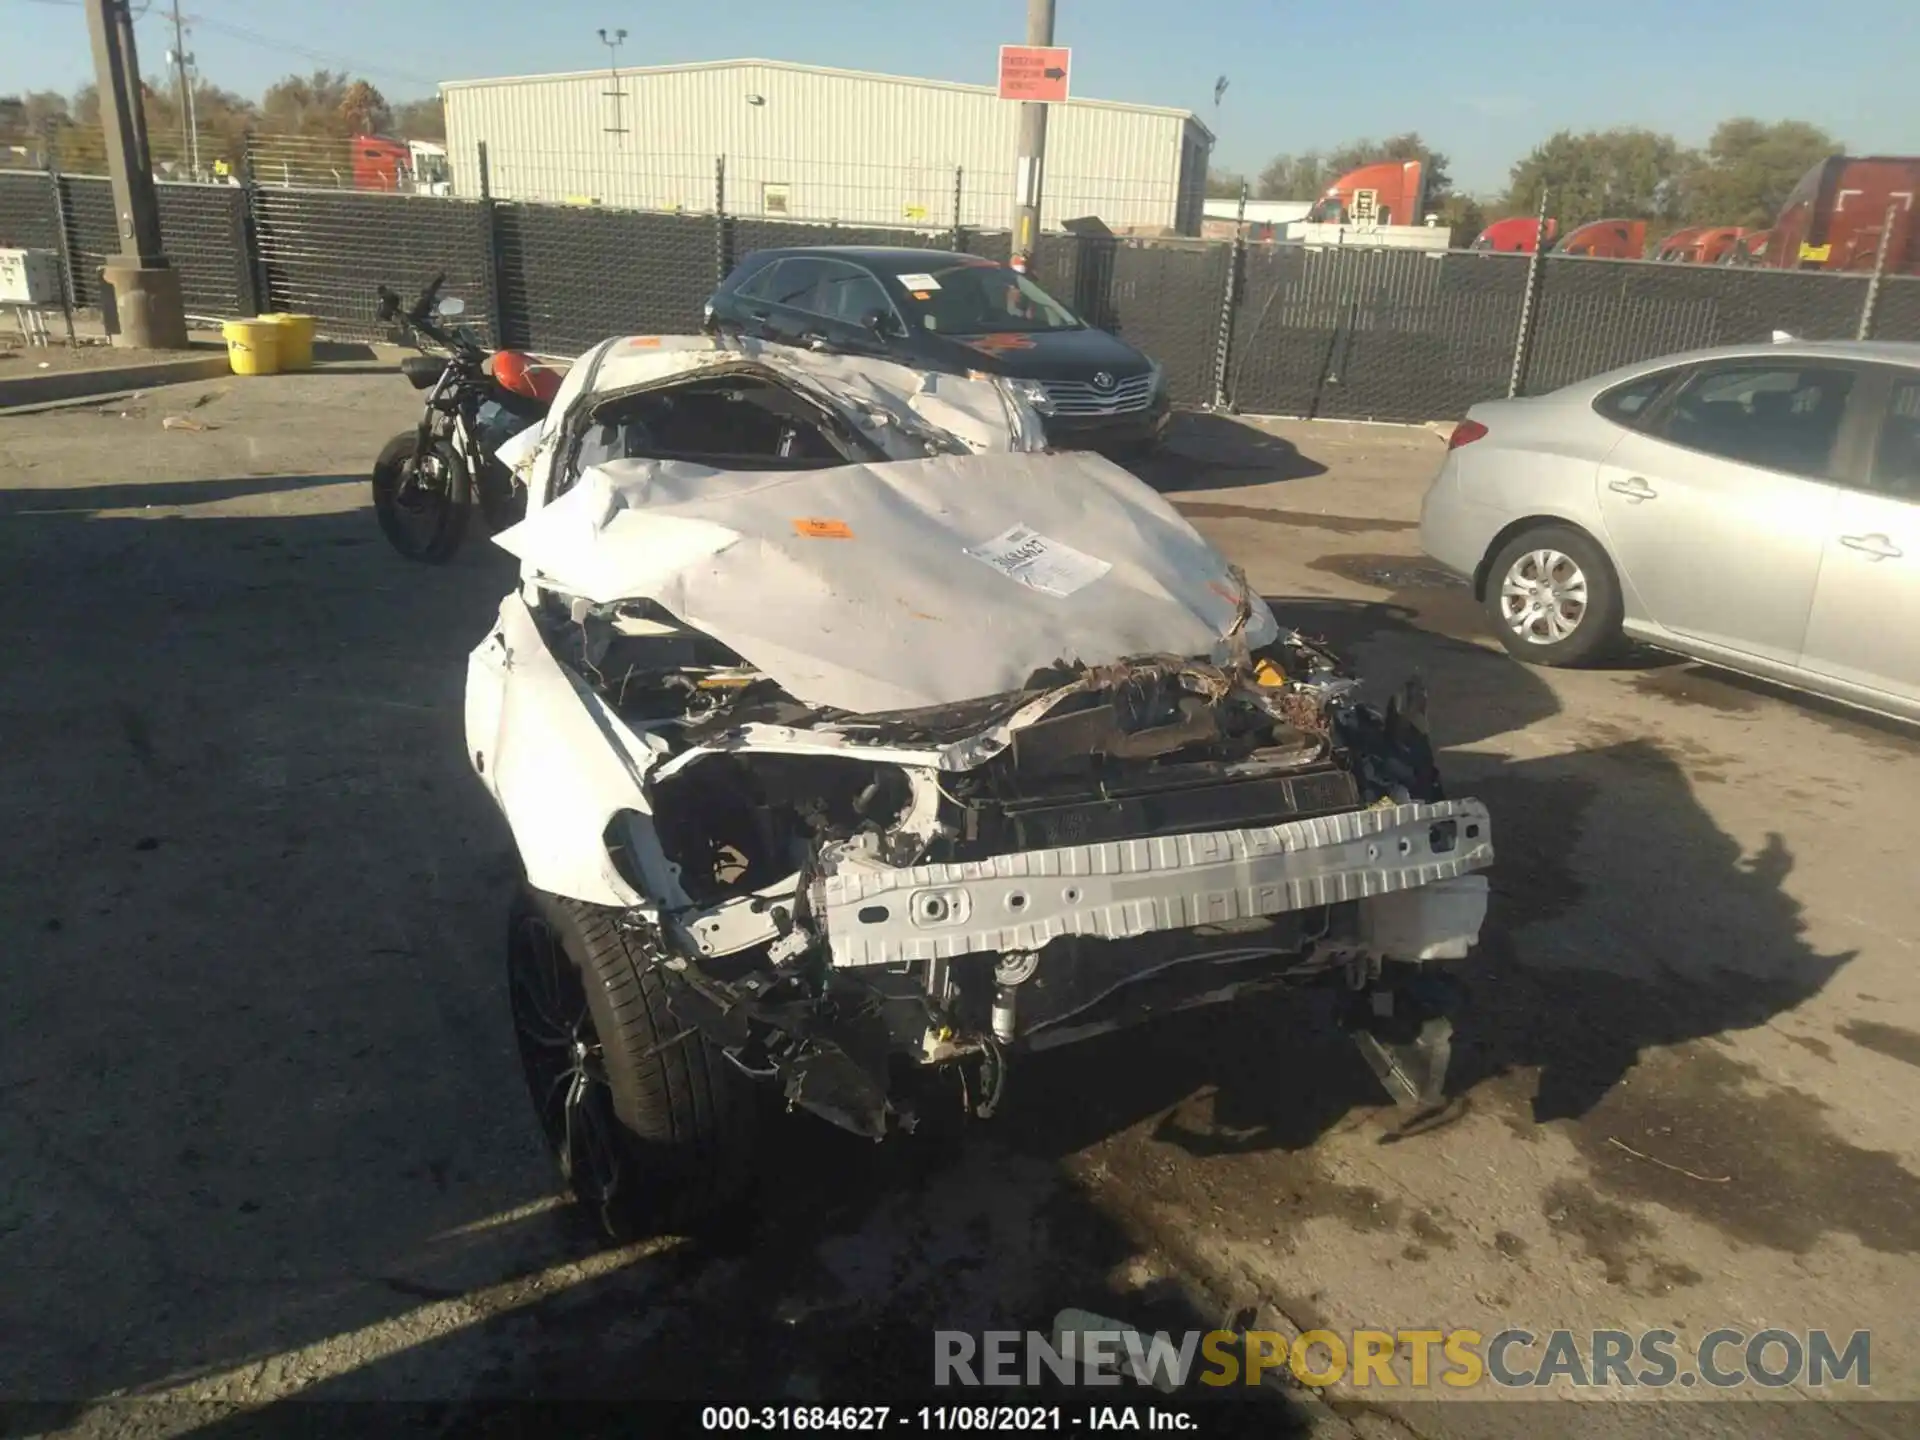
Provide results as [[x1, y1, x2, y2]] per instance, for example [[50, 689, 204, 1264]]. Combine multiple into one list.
[[0, 351, 235, 410]]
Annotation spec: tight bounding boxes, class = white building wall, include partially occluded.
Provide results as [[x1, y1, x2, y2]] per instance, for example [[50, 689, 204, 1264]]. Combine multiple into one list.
[[443, 60, 1208, 233]]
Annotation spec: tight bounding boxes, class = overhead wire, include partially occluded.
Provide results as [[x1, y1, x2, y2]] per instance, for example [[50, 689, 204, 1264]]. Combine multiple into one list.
[[5, 0, 438, 91]]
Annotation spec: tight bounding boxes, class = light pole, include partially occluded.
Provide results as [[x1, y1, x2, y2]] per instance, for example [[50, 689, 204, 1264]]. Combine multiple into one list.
[[598, 27, 629, 138]]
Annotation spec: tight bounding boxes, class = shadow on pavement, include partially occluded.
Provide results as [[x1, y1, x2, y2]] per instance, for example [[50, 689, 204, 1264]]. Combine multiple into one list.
[[1131, 411, 1329, 492], [0, 478, 1873, 1417], [0, 473, 361, 515]]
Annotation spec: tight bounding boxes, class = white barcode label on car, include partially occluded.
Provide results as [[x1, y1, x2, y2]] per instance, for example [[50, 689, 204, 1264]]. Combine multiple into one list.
[[964, 524, 1112, 598]]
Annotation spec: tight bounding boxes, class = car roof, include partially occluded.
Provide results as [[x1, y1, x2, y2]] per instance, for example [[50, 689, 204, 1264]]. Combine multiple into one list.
[[738, 246, 1000, 273], [1548, 339, 1920, 397]]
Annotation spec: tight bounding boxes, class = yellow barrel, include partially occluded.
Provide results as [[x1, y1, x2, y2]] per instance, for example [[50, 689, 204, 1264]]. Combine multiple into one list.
[[222, 318, 282, 376], [261, 312, 315, 370]]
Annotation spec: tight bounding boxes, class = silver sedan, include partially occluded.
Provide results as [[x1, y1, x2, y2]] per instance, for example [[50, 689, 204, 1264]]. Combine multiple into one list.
[[1419, 339, 1920, 723]]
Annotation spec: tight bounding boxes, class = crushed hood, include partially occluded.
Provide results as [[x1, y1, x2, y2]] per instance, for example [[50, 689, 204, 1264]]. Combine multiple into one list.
[[492, 450, 1281, 714]]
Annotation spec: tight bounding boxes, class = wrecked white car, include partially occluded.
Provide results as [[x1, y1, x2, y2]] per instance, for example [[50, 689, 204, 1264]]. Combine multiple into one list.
[[466, 334, 1494, 1237]]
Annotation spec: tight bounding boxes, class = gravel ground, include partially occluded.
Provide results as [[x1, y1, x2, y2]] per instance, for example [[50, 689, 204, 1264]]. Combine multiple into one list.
[[2, 374, 1915, 1438]]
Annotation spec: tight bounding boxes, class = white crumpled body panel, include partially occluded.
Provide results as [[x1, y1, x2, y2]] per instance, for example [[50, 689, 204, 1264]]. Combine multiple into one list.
[[490, 449, 1280, 715], [496, 334, 1049, 511]]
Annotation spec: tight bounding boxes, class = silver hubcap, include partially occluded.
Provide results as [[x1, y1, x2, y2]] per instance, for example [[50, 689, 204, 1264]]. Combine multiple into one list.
[[1500, 548, 1588, 645]]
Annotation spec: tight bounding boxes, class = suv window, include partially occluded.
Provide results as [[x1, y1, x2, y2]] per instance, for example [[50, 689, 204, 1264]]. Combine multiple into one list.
[[732, 256, 783, 300], [1870, 376, 1920, 500], [751, 257, 893, 325], [753, 257, 830, 309], [1654, 364, 1857, 478], [802, 261, 895, 325], [1594, 369, 1679, 429]]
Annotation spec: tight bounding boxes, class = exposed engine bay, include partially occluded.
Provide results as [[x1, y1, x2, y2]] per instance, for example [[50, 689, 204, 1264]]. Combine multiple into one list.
[[468, 341, 1493, 1142]]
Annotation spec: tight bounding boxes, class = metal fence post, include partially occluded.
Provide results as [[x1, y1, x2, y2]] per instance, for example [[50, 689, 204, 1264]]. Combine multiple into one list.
[[238, 129, 272, 316], [1507, 189, 1551, 397], [1856, 201, 1898, 341], [45, 148, 79, 342], [228, 140, 261, 315], [714, 155, 729, 285], [1209, 181, 1248, 411], [476, 140, 507, 346], [951, 166, 964, 250]]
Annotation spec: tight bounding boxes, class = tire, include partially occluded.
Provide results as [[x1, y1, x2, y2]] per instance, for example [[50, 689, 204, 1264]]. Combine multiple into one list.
[[473, 456, 526, 535], [1482, 524, 1624, 667], [506, 887, 756, 1240], [371, 430, 470, 563]]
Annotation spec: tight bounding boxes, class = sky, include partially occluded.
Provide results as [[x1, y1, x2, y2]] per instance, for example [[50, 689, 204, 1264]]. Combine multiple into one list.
[[5, 0, 1917, 194]]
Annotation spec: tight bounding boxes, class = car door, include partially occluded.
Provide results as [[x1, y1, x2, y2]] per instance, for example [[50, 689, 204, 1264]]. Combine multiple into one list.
[[1798, 366, 1920, 707], [1593, 360, 1861, 665]]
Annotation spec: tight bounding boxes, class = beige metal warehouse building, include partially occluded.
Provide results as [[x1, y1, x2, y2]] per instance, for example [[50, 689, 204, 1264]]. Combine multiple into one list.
[[441, 58, 1212, 235]]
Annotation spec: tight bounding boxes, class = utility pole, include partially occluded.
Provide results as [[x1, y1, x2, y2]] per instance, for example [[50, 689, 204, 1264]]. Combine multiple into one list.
[[113, 0, 153, 178], [85, 0, 189, 348], [1009, 0, 1056, 271], [166, 0, 200, 177]]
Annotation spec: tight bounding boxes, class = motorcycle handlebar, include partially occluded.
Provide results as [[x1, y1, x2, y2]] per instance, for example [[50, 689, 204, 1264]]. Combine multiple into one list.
[[381, 272, 482, 361]]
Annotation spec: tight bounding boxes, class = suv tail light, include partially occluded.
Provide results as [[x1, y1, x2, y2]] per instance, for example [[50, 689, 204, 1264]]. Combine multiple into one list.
[[1447, 419, 1489, 450]]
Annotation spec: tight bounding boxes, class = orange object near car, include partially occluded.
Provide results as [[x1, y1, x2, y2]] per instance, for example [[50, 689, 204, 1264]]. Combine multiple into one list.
[[487, 349, 563, 404]]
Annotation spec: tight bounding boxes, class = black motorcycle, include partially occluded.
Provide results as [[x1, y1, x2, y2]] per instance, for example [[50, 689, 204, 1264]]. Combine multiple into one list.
[[371, 275, 561, 563]]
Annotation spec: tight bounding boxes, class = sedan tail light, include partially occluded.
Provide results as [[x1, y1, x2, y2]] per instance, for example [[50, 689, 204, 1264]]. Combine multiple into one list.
[[1447, 418, 1489, 450]]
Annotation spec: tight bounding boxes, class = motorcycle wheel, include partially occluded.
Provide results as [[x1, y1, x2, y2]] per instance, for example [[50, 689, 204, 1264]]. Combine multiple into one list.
[[372, 430, 471, 563]]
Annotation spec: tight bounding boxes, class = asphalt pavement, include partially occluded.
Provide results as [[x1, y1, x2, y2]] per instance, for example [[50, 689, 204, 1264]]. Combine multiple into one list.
[[2, 374, 1915, 1437]]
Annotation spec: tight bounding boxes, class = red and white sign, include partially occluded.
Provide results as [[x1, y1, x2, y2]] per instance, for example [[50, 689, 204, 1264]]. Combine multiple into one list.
[[997, 45, 1071, 103]]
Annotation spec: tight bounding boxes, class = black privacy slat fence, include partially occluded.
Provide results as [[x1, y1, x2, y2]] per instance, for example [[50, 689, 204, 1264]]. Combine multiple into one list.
[[3, 157, 1916, 423]]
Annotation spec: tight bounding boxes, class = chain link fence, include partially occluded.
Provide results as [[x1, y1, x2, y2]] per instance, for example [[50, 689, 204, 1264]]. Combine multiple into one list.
[[3, 140, 1917, 421]]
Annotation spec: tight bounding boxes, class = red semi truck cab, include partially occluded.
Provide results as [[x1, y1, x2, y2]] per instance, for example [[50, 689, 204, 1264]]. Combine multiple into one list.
[[352, 135, 412, 191], [1304, 160, 1429, 228], [1472, 216, 1558, 252], [1554, 218, 1646, 258], [1764, 156, 1918, 274]]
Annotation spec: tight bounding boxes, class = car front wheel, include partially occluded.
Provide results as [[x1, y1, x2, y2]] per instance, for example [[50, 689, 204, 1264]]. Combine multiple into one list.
[[1483, 525, 1623, 667], [507, 887, 756, 1240]]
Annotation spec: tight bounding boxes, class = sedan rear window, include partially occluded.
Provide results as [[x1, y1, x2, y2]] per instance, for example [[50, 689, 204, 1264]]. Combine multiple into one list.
[[1594, 371, 1678, 429]]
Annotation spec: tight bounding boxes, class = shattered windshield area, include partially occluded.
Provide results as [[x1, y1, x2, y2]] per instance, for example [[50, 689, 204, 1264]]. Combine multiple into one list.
[[568, 374, 853, 485], [890, 263, 1081, 335]]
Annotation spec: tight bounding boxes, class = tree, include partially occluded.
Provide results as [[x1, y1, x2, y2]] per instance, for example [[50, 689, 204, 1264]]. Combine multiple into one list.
[[1254, 132, 1453, 207], [17, 90, 70, 134], [338, 79, 391, 137], [1680, 118, 1839, 228], [1503, 127, 1692, 227], [1256, 151, 1328, 202], [261, 70, 359, 135], [1435, 193, 1491, 247], [64, 77, 256, 173], [392, 96, 445, 142]]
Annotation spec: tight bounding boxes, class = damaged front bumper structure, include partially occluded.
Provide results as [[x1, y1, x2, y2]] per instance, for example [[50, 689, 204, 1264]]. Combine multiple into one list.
[[466, 357, 1493, 1234], [473, 590, 1493, 1144]]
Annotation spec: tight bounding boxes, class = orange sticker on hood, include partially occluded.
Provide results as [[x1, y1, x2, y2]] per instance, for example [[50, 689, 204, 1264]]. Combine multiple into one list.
[[792, 517, 854, 539], [960, 332, 1038, 355]]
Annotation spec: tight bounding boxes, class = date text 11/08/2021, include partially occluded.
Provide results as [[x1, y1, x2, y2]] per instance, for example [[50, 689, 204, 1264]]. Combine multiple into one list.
[[701, 1406, 1194, 1431]]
